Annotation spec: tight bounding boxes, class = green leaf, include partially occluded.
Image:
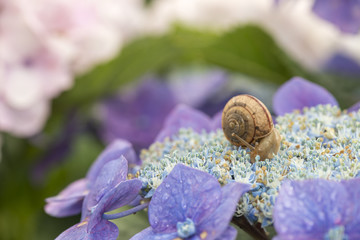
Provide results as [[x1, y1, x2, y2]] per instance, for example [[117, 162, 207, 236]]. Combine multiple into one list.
[[202, 25, 308, 84], [54, 36, 180, 110]]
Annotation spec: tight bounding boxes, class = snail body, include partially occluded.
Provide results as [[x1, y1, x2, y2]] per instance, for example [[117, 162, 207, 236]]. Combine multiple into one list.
[[222, 94, 281, 162]]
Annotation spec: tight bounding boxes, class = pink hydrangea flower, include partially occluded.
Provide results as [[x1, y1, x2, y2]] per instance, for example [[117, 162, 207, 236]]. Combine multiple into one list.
[[19, 0, 145, 73], [0, 1, 71, 136], [0, 0, 146, 136]]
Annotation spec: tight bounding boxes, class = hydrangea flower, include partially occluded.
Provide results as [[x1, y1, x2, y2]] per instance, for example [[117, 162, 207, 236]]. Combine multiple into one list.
[[312, 0, 360, 34], [55, 158, 142, 240], [47, 76, 360, 238], [20, 0, 146, 73], [45, 139, 138, 217], [139, 101, 360, 227], [100, 78, 177, 152], [0, 0, 147, 136], [100, 70, 228, 151], [273, 178, 360, 240], [0, 1, 71, 136], [131, 164, 250, 240]]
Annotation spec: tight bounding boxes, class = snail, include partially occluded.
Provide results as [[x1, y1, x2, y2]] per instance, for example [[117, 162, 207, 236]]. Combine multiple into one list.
[[222, 94, 281, 162]]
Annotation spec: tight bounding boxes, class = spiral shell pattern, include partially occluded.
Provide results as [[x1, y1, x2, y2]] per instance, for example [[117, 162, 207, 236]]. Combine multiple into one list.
[[222, 95, 273, 147]]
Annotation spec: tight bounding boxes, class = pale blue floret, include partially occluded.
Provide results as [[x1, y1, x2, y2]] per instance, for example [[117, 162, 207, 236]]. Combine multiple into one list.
[[176, 218, 196, 238], [324, 226, 348, 240], [138, 105, 360, 227]]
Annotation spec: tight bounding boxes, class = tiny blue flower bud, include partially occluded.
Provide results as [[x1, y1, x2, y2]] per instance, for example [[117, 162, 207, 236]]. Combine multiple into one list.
[[176, 218, 196, 238]]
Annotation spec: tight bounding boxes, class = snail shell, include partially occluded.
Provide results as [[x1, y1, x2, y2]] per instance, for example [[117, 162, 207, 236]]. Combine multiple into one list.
[[222, 94, 273, 148]]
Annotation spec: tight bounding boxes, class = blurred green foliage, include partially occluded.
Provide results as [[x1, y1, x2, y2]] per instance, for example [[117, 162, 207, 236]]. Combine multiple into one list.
[[0, 24, 358, 240]]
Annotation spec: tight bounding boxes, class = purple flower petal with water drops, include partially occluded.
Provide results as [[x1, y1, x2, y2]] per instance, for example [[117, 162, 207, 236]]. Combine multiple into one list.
[[312, 0, 360, 34], [81, 157, 128, 219], [88, 179, 142, 232], [273, 77, 338, 116], [149, 164, 222, 233], [100, 78, 176, 151], [86, 139, 138, 183], [155, 104, 212, 142], [45, 178, 88, 217], [197, 182, 251, 239], [348, 101, 360, 113], [130, 227, 178, 240], [273, 179, 354, 240], [131, 164, 250, 240], [55, 177, 142, 240], [55, 219, 118, 240], [45, 139, 138, 218], [340, 178, 360, 238]]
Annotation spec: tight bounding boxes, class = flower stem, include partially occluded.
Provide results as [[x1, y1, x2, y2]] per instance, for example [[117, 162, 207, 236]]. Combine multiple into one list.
[[102, 202, 149, 220], [232, 216, 269, 240]]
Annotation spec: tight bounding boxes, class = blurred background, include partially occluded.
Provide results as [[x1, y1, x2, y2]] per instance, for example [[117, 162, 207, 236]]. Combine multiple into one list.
[[0, 0, 359, 239]]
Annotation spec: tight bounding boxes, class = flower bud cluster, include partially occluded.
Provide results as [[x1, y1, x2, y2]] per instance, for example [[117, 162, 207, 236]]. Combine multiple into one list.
[[139, 104, 360, 226]]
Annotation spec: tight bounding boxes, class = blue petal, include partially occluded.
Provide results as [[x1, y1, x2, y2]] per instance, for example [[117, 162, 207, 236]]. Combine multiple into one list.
[[45, 178, 88, 217], [348, 101, 360, 113], [101, 78, 176, 151], [312, 0, 360, 34], [149, 164, 222, 233], [82, 158, 128, 219], [341, 178, 360, 237], [197, 182, 250, 239], [55, 219, 118, 240], [88, 179, 142, 232], [86, 139, 138, 183], [273, 77, 338, 116], [130, 227, 178, 240], [323, 53, 360, 76], [273, 179, 351, 239], [169, 69, 227, 108], [215, 226, 238, 240], [155, 105, 212, 142], [211, 111, 223, 130]]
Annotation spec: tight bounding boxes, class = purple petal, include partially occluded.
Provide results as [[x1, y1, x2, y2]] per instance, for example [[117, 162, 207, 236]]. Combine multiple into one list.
[[90, 219, 119, 240], [82, 158, 128, 219], [273, 77, 338, 116], [86, 139, 138, 183], [101, 78, 176, 151], [130, 227, 178, 240], [197, 182, 250, 240], [273, 179, 351, 239], [323, 53, 360, 76], [55, 219, 118, 240], [169, 70, 228, 108], [313, 0, 360, 34], [45, 178, 88, 217], [211, 110, 223, 130], [348, 101, 360, 113], [341, 178, 360, 237], [155, 105, 212, 142], [215, 226, 238, 240], [88, 179, 142, 231], [149, 164, 221, 233], [273, 234, 323, 240]]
